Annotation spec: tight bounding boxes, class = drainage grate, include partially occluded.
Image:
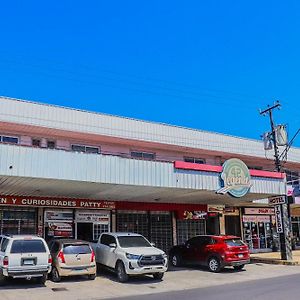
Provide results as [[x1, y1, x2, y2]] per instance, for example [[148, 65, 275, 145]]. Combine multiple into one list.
[[52, 287, 68, 292]]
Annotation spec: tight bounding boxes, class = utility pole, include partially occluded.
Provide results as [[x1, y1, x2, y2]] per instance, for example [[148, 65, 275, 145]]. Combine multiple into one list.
[[260, 101, 292, 260]]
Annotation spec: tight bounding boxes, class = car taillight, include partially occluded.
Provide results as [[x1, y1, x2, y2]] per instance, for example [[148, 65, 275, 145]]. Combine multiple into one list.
[[58, 251, 65, 263], [48, 254, 52, 264], [3, 256, 9, 267], [91, 250, 95, 263]]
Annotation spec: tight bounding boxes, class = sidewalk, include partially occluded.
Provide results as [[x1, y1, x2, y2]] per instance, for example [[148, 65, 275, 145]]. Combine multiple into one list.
[[251, 250, 300, 265]]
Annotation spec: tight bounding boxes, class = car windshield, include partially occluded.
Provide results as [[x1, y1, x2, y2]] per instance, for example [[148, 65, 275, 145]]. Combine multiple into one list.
[[63, 244, 91, 254], [10, 240, 46, 253], [117, 236, 152, 248], [224, 238, 245, 247]]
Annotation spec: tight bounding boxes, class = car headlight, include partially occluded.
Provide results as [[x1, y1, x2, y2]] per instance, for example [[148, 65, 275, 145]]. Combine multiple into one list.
[[126, 253, 141, 260]]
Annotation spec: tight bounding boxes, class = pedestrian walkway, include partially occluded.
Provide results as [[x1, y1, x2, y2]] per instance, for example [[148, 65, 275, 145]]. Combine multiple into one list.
[[251, 250, 300, 265]]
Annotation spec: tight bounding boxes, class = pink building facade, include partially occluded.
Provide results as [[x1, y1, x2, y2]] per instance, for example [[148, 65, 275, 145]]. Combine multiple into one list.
[[0, 96, 298, 252]]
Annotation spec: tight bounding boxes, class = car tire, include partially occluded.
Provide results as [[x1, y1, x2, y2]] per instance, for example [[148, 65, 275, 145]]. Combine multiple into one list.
[[234, 264, 245, 271], [208, 257, 221, 273], [116, 261, 129, 283], [153, 272, 164, 280], [0, 269, 6, 286], [36, 273, 47, 284], [170, 253, 182, 267], [88, 273, 97, 280], [51, 267, 61, 282]]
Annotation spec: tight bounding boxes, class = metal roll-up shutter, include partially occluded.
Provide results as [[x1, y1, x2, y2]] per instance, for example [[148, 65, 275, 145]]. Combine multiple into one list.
[[116, 211, 149, 239], [150, 212, 173, 253], [176, 219, 206, 245]]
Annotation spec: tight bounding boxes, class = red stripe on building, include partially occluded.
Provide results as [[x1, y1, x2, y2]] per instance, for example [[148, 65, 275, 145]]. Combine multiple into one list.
[[174, 161, 285, 179]]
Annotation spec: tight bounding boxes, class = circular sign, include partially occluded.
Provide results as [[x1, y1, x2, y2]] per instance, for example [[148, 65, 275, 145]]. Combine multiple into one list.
[[219, 158, 251, 198]]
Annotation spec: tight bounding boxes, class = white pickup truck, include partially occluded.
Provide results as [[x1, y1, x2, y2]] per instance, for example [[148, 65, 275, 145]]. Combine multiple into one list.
[[91, 232, 168, 282]]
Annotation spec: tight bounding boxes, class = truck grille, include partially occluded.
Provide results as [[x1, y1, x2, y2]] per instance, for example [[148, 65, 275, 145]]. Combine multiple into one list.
[[138, 255, 165, 266]]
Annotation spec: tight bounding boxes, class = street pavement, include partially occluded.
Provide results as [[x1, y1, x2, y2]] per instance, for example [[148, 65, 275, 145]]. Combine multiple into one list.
[[110, 273, 300, 300], [1, 263, 300, 300]]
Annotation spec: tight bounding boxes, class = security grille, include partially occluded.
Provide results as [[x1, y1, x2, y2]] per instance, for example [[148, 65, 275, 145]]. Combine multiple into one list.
[[150, 212, 173, 253], [93, 223, 109, 241], [116, 211, 149, 239], [176, 219, 206, 245], [0, 208, 37, 235]]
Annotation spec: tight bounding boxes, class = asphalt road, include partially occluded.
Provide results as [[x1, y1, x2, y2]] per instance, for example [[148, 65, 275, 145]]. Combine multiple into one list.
[[110, 273, 300, 300]]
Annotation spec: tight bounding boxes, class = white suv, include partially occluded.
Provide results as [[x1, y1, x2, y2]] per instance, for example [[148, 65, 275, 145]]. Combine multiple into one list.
[[0, 235, 52, 285], [92, 232, 168, 282]]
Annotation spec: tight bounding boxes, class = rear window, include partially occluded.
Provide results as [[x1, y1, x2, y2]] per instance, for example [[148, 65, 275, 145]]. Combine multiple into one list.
[[10, 240, 46, 253], [63, 244, 91, 254], [224, 239, 245, 247]]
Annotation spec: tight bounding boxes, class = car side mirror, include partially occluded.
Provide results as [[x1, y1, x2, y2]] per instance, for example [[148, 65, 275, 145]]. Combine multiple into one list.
[[150, 242, 156, 247], [109, 243, 117, 248]]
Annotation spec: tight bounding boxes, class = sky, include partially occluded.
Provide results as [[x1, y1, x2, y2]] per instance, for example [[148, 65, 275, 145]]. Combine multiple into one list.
[[0, 1, 300, 147]]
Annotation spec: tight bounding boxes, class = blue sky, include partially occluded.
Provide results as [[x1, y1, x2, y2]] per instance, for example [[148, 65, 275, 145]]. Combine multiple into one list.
[[0, 1, 300, 147]]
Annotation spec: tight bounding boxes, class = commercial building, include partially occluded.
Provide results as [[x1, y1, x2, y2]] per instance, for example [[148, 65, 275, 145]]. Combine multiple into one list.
[[0, 96, 299, 252]]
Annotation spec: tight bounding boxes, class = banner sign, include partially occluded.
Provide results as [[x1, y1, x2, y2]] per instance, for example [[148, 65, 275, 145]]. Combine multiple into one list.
[[216, 158, 252, 198], [0, 196, 115, 210], [243, 215, 270, 223], [268, 196, 286, 205], [244, 207, 274, 215], [75, 211, 110, 223], [274, 205, 283, 233]]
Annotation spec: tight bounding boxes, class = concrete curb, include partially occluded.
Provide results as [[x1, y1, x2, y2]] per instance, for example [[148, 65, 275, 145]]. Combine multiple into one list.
[[251, 257, 299, 266]]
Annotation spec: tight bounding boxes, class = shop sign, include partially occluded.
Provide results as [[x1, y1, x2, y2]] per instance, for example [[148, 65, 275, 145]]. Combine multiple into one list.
[[217, 158, 251, 198], [75, 211, 110, 223], [179, 210, 207, 220], [244, 208, 274, 215], [268, 195, 286, 205], [0, 196, 115, 210], [274, 205, 283, 233], [208, 205, 224, 213], [243, 215, 270, 223], [47, 222, 73, 238], [45, 210, 73, 222]]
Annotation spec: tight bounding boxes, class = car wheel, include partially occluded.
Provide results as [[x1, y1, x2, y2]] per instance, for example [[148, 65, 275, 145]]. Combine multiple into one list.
[[0, 269, 6, 286], [208, 257, 221, 273], [51, 267, 61, 282], [36, 273, 47, 284], [234, 264, 245, 271], [153, 272, 164, 280], [88, 273, 97, 280], [116, 261, 129, 283], [170, 253, 181, 267]]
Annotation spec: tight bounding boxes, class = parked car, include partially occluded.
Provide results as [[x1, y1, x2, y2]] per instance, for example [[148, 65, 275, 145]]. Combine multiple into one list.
[[91, 232, 168, 282], [169, 235, 250, 272], [48, 239, 96, 282], [0, 235, 52, 285]]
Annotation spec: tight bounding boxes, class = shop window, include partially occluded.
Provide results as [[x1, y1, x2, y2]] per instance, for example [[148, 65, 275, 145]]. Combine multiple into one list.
[[71, 144, 100, 154], [184, 157, 205, 164], [32, 138, 41, 147], [131, 151, 155, 160], [1, 135, 19, 144], [47, 140, 56, 149]]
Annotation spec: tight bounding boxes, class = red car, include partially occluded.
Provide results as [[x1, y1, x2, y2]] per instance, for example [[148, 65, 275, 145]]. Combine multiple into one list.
[[169, 235, 250, 272]]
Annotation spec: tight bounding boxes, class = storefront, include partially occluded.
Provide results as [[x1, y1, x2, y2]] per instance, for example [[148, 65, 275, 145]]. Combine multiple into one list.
[[224, 207, 241, 237], [0, 195, 114, 242], [116, 202, 208, 252], [242, 207, 277, 251]]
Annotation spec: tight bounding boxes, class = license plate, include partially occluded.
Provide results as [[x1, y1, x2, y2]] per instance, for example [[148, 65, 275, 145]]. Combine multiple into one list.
[[23, 259, 35, 265], [238, 254, 243, 258]]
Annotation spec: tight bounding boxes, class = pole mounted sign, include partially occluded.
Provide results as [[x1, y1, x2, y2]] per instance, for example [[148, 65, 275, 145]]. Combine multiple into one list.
[[274, 204, 284, 233], [217, 158, 252, 198], [268, 195, 286, 205]]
